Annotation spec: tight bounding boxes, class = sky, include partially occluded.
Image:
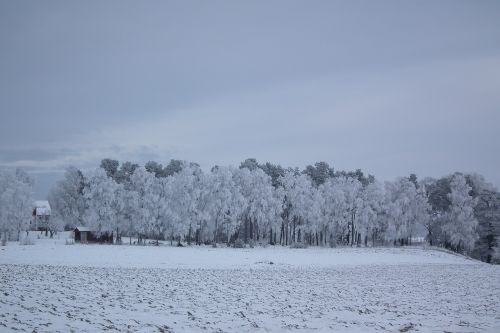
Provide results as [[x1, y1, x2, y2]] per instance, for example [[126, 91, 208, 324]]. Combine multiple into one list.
[[0, 0, 499, 198]]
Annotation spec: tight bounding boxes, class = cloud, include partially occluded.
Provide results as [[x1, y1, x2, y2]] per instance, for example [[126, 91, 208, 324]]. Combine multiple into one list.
[[2, 55, 499, 185], [1, 1, 499, 198], [0, 144, 170, 174]]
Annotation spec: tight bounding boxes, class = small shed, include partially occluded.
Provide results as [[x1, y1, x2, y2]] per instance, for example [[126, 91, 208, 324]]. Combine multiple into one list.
[[74, 227, 114, 243], [74, 226, 96, 243]]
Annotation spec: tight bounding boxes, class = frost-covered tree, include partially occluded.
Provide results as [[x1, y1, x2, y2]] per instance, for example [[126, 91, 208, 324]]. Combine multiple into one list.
[[114, 161, 139, 185], [358, 181, 385, 246], [83, 168, 118, 241], [239, 158, 260, 171], [384, 177, 429, 246], [205, 166, 244, 244], [279, 171, 316, 245], [129, 167, 155, 244], [100, 158, 119, 179], [319, 178, 346, 246], [330, 176, 364, 246], [0, 169, 33, 243], [146, 177, 173, 245], [48, 166, 86, 230], [43, 156, 498, 258], [145, 160, 164, 178], [166, 164, 210, 245], [464, 174, 500, 263], [472, 189, 500, 263], [114, 185, 139, 244], [303, 161, 334, 187], [442, 174, 478, 254], [163, 159, 184, 176], [236, 167, 282, 244]]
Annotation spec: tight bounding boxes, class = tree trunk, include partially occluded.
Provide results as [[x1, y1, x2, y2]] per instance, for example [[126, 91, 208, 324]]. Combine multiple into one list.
[[214, 216, 218, 245], [280, 222, 283, 245], [249, 218, 253, 242], [285, 220, 288, 246]]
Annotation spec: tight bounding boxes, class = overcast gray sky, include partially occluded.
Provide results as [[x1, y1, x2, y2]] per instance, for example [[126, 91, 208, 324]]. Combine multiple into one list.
[[1, 0, 499, 198]]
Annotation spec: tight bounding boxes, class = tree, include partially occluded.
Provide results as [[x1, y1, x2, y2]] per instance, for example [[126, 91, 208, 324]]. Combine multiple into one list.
[[114, 161, 139, 185], [83, 168, 118, 242], [114, 185, 139, 244], [145, 177, 173, 245], [384, 177, 429, 246], [465, 174, 500, 263], [442, 174, 478, 254], [0, 169, 34, 243], [260, 162, 285, 188], [48, 166, 86, 230], [319, 178, 348, 246], [130, 167, 156, 244], [100, 158, 119, 179], [206, 166, 244, 245], [472, 190, 500, 263], [409, 174, 418, 187], [303, 161, 334, 186], [145, 161, 164, 178], [338, 177, 364, 246], [163, 159, 184, 176], [334, 169, 374, 187], [166, 164, 208, 245], [279, 171, 315, 245], [239, 158, 285, 188], [239, 158, 260, 171], [236, 168, 282, 244], [358, 181, 385, 247]]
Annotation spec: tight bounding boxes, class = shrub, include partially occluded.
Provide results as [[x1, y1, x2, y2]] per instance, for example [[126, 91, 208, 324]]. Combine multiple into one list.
[[19, 235, 35, 246], [290, 242, 308, 249], [492, 246, 500, 265], [233, 239, 246, 248]]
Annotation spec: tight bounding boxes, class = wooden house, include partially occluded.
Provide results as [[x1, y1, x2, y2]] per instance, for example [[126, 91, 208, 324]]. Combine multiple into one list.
[[31, 200, 51, 231], [74, 226, 114, 244], [74, 226, 95, 243]]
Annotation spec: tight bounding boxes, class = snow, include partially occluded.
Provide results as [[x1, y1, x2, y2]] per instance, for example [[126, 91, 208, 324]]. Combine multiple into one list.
[[74, 226, 92, 232], [33, 200, 51, 216], [0, 240, 478, 270], [1, 238, 499, 332]]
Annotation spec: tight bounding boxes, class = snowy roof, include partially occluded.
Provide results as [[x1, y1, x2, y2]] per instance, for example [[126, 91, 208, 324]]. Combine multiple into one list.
[[34, 200, 51, 216], [75, 226, 93, 232]]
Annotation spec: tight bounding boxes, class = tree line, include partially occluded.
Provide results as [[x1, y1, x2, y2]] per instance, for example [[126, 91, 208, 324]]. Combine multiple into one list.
[[1, 158, 499, 263]]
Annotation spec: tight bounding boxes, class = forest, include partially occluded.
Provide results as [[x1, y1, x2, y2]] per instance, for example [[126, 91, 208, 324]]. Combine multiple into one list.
[[1, 158, 499, 264]]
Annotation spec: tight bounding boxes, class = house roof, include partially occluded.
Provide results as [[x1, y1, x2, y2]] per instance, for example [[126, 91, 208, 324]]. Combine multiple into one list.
[[74, 226, 93, 232], [34, 200, 49, 206], [34, 200, 51, 216]]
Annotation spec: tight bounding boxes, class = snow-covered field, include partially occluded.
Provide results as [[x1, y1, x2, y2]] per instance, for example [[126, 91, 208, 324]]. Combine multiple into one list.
[[1, 235, 499, 332]]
